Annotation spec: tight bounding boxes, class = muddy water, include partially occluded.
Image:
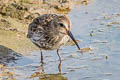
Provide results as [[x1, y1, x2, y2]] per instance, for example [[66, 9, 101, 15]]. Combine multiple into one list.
[[1, 0, 120, 80]]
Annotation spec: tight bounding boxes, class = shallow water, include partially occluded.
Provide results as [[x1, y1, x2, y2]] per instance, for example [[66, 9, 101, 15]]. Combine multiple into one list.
[[1, 0, 120, 80]]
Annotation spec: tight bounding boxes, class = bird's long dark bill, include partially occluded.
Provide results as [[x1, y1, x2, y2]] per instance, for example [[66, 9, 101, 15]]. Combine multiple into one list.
[[68, 31, 80, 50]]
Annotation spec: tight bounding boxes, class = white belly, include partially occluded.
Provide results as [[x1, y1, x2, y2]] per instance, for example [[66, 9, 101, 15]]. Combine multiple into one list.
[[59, 35, 69, 46]]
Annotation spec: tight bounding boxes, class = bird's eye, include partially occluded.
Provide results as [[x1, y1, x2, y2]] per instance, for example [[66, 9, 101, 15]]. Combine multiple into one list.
[[59, 23, 64, 27]]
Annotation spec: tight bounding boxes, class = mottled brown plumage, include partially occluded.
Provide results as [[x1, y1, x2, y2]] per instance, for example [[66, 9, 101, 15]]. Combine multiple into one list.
[[27, 14, 80, 63]]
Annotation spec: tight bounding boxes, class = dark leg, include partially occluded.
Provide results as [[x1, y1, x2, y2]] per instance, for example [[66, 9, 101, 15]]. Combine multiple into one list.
[[57, 49, 61, 61], [57, 49, 62, 73], [40, 50, 44, 64]]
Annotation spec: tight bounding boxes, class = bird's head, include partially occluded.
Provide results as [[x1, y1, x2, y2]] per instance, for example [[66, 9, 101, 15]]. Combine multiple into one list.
[[52, 15, 80, 50]]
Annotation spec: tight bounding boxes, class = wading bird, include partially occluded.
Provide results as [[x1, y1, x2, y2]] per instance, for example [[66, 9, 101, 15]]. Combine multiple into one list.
[[27, 14, 80, 64]]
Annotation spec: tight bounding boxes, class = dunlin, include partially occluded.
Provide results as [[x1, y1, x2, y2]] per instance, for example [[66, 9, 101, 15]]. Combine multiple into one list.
[[27, 14, 80, 63]]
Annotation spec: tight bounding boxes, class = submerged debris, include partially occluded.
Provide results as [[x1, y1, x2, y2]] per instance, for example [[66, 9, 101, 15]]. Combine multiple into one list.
[[104, 73, 112, 76], [0, 64, 17, 80], [77, 47, 93, 54], [90, 31, 94, 37], [29, 72, 45, 79], [91, 57, 102, 61], [29, 72, 67, 80]]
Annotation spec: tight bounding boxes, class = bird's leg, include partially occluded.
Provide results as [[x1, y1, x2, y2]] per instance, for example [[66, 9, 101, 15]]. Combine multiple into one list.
[[40, 50, 44, 64], [57, 49, 61, 61], [57, 49, 62, 73]]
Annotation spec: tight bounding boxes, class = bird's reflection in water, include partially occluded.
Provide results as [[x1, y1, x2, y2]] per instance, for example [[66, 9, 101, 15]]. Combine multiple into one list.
[[29, 60, 67, 80], [58, 59, 62, 73]]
